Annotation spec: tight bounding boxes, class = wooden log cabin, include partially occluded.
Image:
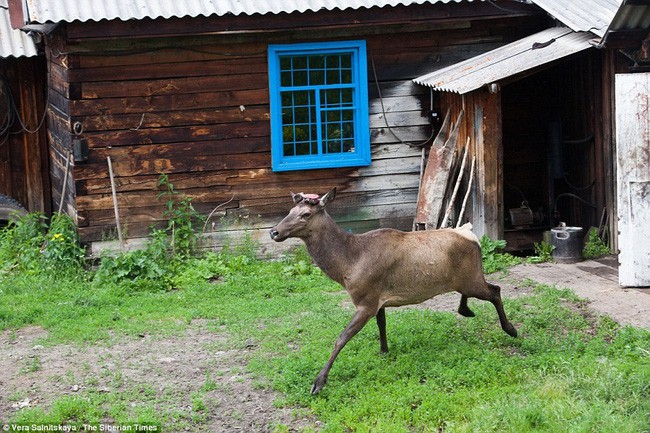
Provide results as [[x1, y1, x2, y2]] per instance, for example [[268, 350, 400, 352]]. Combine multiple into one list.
[[10, 0, 550, 255]]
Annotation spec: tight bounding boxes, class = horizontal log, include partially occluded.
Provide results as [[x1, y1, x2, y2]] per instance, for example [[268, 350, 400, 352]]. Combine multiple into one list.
[[69, 88, 268, 116], [74, 150, 271, 180], [73, 106, 270, 132], [82, 120, 269, 148], [67, 56, 267, 83], [80, 73, 268, 99]]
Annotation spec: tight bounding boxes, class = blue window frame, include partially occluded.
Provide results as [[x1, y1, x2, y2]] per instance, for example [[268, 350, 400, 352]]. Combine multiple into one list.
[[268, 40, 371, 171]]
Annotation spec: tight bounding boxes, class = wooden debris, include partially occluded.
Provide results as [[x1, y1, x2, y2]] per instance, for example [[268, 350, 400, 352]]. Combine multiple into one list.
[[414, 109, 463, 230]]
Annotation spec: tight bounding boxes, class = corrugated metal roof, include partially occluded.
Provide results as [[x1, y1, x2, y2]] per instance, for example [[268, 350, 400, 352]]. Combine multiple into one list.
[[1, 0, 38, 57], [532, 0, 622, 37], [601, 0, 650, 47], [413, 27, 595, 94], [21, 0, 479, 24]]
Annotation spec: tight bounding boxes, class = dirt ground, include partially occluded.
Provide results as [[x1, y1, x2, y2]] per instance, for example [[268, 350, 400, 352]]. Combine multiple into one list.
[[0, 322, 319, 432], [2, 255, 648, 431], [498, 255, 650, 330]]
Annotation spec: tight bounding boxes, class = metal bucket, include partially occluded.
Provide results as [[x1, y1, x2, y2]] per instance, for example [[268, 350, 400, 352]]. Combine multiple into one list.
[[550, 226, 584, 262]]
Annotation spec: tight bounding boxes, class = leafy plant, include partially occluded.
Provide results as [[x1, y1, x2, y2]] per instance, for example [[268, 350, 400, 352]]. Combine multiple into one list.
[[281, 247, 320, 277], [583, 227, 610, 259], [157, 173, 205, 260], [0, 212, 47, 275], [480, 235, 522, 274], [93, 230, 174, 292], [527, 241, 555, 264], [0, 212, 85, 278], [42, 214, 86, 276]]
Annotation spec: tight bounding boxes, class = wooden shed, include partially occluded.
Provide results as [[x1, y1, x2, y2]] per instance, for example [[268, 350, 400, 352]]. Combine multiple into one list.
[[0, 0, 50, 219], [8, 0, 550, 254], [413, 0, 650, 285]]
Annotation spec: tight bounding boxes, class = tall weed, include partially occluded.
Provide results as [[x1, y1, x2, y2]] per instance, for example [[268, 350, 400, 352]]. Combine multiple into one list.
[[0, 213, 85, 278], [157, 173, 204, 260]]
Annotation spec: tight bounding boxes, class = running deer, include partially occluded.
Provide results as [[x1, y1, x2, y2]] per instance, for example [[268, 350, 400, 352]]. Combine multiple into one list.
[[269, 188, 517, 395]]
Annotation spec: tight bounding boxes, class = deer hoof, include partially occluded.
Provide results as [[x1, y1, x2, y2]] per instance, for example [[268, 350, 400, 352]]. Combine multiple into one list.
[[504, 323, 518, 338], [311, 373, 327, 395]]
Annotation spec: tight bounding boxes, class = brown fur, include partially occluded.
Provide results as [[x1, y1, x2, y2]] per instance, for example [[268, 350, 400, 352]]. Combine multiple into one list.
[[270, 188, 517, 395]]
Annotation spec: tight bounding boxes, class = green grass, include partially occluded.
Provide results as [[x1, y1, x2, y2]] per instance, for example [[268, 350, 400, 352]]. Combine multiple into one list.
[[1, 250, 649, 432]]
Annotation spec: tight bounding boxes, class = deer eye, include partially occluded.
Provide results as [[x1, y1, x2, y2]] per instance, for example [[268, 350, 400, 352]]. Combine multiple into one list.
[[300, 211, 311, 220]]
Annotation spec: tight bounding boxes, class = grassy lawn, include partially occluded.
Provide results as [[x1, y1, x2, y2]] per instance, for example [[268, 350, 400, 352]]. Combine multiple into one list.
[[0, 249, 648, 432], [0, 213, 648, 432]]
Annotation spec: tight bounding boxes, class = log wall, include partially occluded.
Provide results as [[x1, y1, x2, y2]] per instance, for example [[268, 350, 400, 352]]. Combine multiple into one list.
[[43, 4, 544, 254]]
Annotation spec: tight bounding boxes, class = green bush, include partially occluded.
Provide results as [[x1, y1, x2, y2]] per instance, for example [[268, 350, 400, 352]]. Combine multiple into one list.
[[527, 241, 555, 264], [0, 213, 85, 278], [92, 230, 174, 292], [583, 228, 610, 259], [480, 235, 522, 274]]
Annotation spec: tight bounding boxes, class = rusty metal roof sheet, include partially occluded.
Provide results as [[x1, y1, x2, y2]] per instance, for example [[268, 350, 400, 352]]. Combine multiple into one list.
[[413, 26, 595, 94], [532, 0, 622, 37], [1, 0, 38, 57], [20, 0, 480, 24]]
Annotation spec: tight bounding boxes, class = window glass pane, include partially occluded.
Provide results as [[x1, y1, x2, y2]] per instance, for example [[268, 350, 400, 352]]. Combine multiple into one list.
[[282, 128, 295, 156], [293, 70, 308, 86], [326, 69, 340, 85], [341, 88, 353, 105], [325, 55, 340, 69], [296, 140, 311, 156], [340, 54, 351, 69], [341, 69, 352, 84], [309, 55, 324, 69], [292, 57, 307, 69]]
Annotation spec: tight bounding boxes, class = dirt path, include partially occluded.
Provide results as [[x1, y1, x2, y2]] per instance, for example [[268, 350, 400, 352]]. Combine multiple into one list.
[[0, 323, 318, 432], [494, 256, 650, 330]]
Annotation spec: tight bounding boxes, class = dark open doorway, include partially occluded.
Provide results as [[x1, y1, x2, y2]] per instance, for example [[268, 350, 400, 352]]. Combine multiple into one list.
[[501, 51, 603, 252]]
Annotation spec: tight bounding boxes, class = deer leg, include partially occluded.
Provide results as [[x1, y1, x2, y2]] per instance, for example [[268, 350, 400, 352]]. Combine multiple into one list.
[[376, 307, 388, 353], [311, 306, 375, 395], [486, 283, 518, 337], [457, 294, 475, 317], [460, 283, 517, 337]]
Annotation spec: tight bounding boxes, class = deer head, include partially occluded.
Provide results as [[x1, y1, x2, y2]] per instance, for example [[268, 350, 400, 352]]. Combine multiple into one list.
[[269, 188, 337, 242]]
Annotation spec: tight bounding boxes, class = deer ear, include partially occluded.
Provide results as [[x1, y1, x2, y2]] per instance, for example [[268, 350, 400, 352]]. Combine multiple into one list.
[[291, 192, 304, 204], [319, 187, 337, 207]]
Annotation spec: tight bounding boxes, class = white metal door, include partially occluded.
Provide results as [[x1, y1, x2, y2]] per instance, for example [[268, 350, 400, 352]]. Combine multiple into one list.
[[615, 73, 650, 287]]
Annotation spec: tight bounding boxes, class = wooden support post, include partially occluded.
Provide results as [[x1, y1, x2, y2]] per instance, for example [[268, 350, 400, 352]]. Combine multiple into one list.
[[107, 156, 124, 251]]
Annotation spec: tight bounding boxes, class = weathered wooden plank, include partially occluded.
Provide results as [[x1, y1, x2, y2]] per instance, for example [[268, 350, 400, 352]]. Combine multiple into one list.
[[67, 56, 267, 83], [75, 42, 268, 69], [74, 151, 271, 180], [73, 106, 270, 132], [615, 73, 650, 286], [415, 109, 463, 229], [82, 121, 269, 148], [369, 112, 430, 129], [371, 125, 432, 144], [80, 73, 268, 99], [69, 88, 268, 116], [369, 94, 425, 115]]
